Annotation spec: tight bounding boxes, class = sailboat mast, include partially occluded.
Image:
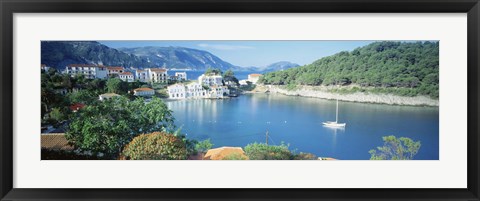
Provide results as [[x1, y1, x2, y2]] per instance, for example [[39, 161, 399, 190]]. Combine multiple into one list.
[[336, 99, 339, 122]]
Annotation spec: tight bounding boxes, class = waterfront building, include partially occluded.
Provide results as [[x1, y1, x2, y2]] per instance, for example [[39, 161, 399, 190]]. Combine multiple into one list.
[[135, 69, 149, 82], [98, 93, 120, 101], [208, 85, 229, 98], [147, 68, 168, 83], [186, 82, 207, 98], [175, 72, 187, 81], [247, 74, 262, 84], [198, 74, 223, 86], [167, 84, 186, 99], [64, 64, 108, 79], [239, 80, 248, 86], [133, 88, 155, 97], [119, 72, 134, 82]]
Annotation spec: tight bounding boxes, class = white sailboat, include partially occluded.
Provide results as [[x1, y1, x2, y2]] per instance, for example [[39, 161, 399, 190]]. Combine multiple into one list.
[[323, 99, 346, 128]]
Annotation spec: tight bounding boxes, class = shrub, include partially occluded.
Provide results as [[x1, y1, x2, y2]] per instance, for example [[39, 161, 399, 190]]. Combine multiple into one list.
[[196, 139, 213, 153], [369, 135, 421, 160], [122, 132, 187, 160], [222, 152, 248, 160], [244, 143, 293, 160]]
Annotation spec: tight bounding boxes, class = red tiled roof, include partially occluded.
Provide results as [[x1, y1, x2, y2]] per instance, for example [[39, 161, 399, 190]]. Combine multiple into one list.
[[134, 87, 154, 92], [69, 103, 85, 111], [120, 72, 133, 75], [149, 68, 167, 72], [107, 66, 125, 71], [249, 74, 262, 77]]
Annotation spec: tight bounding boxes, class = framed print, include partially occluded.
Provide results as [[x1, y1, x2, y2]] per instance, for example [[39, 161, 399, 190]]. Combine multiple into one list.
[[1, 0, 479, 201]]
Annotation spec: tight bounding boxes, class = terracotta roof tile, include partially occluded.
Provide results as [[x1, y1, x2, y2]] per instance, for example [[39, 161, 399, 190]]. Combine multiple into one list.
[[134, 87, 154, 92], [203, 147, 248, 160], [41, 133, 74, 151], [106, 66, 125, 71]]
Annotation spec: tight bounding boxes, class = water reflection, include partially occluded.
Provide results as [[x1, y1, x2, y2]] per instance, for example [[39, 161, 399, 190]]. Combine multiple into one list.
[[165, 93, 439, 160]]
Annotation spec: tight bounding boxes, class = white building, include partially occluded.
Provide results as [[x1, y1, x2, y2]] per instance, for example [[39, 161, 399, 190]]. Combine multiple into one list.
[[133, 88, 155, 97], [167, 84, 186, 99], [106, 66, 125, 77], [119, 72, 134, 82], [99, 93, 120, 101], [64, 64, 107, 79], [247, 74, 262, 84], [175, 72, 187, 81], [186, 82, 207, 98], [135, 69, 149, 82], [239, 80, 248, 86], [147, 68, 168, 83], [208, 86, 229, 98], [41, 64, 51, 72], [198, 74, 223, 86]]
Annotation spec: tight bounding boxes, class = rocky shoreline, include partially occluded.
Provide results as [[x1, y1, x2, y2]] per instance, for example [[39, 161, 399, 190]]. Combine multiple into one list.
[[253, 85, 439, 107]]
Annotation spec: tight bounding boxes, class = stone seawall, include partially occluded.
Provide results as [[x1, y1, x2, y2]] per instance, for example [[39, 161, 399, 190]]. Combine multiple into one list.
[[256, 85, 439, 106]]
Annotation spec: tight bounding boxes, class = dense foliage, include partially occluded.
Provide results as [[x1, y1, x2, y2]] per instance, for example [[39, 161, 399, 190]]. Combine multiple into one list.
[[369, 135, 421, 160], [244, 143, 293, 160], [195, 139, 213, 153], [259, 41, 439, 98], [122, 132, 187, 160], [223, 69, 240, 86], [66, 96, 175, 158]]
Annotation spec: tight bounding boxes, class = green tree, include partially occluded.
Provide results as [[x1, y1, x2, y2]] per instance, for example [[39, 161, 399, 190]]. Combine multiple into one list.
[[66, 96, 175, 158], [195, 139, 213, 153], [205, 67, 222, 75], [67, 90, 97, 104], [244, 143, 293, 160], [49, 107, 68, 125], [122, 132, 187, 160], [260, 41, 439, 98], [369, 135, 421, 160], [223, 69, 239, 86], [106, 78, 125, 94]]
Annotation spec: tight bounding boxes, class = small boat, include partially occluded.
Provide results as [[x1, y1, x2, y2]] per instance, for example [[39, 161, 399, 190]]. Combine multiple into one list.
[[323, 99, 346, 128]]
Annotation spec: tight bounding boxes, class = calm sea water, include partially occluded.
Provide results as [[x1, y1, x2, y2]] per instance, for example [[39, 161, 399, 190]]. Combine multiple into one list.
[[165, 93, 439, 160], [168, 70, 254, 80]]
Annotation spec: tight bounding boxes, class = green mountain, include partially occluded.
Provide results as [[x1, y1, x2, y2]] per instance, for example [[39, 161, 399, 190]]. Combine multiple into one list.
[[260, 41, 439, 98], [41, 41, 153, 69]]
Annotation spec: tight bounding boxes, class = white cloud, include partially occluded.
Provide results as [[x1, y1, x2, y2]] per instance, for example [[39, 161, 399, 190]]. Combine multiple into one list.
[[198, 43, 254, 50]]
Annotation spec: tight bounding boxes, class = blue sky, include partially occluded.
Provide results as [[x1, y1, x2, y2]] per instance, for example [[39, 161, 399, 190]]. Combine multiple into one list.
[[99, 41, 374, 67]]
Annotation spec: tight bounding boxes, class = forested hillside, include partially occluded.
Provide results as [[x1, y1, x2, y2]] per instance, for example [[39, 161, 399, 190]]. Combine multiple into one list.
[[259, 41, 439, 98]]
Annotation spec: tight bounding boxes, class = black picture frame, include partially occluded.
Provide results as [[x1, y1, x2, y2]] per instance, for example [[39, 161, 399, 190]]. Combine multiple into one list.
[[1, 0, 479, 200]]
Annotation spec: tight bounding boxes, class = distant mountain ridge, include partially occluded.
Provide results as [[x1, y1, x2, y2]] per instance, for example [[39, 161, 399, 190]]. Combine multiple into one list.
[[259, 61, 300, 72], [41, 41, 153, 69], [118, 46, 237, 71], [41, 41, 301, 73]]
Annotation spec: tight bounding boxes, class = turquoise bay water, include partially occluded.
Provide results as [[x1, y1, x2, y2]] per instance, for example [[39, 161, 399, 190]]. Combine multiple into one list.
[[165, 93, 439, 160]]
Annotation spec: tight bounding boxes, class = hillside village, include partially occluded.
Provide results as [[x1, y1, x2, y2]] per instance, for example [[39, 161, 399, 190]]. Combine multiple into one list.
[[47, 64, 262, 100], [41, 64, 262, 133]]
